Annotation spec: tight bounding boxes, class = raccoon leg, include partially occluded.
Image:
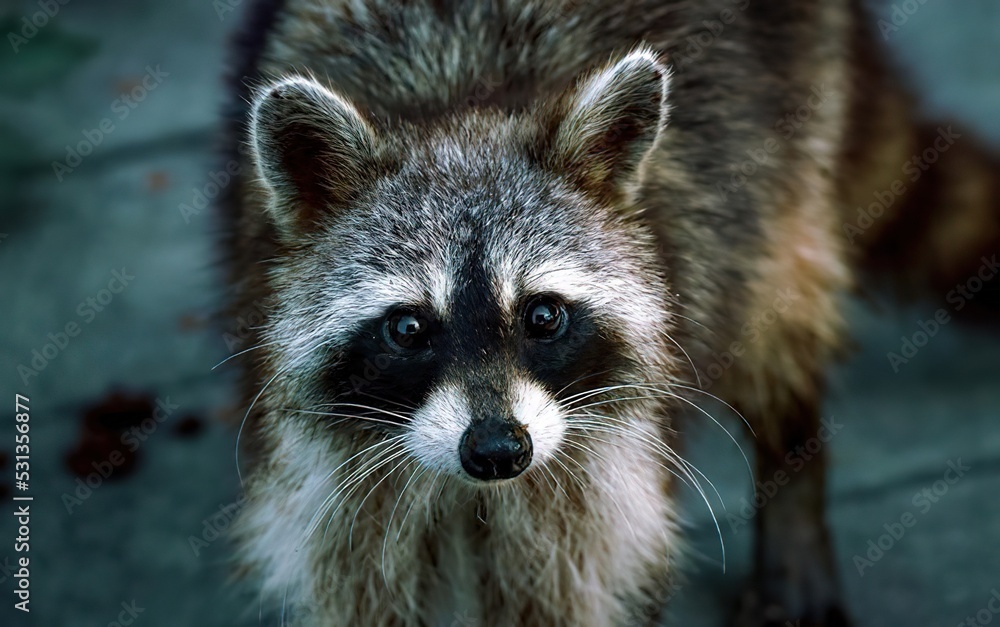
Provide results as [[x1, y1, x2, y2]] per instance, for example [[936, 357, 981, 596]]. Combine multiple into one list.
[[707, 193, 851, 625], [733, 390, 849, 627]]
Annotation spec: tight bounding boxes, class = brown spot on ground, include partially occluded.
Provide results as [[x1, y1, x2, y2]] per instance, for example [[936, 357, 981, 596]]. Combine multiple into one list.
[[177, 312, 208, 331], [114, 77, 143, 97], [173, 415, 205, 438], [64, 391, 153, 480], [147, 170, 169, 191]]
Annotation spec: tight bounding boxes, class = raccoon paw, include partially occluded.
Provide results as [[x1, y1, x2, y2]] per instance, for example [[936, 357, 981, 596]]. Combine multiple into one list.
[[733, 585, 851, 627]]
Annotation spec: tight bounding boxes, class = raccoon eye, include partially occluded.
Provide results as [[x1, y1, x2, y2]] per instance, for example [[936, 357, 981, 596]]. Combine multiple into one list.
[[383, 309, 432, 352], [524, 296, 568, 340]]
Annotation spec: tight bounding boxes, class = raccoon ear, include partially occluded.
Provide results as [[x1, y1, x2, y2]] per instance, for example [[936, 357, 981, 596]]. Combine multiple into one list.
[[539, 48, 670, 198], [250, 77, 381, 236]]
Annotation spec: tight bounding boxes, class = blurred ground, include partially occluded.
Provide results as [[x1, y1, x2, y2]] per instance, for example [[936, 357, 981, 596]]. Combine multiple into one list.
[[0, 0, 997, 625]]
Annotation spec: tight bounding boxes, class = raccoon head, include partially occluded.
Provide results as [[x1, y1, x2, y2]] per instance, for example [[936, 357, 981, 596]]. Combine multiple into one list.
[[249, 48, 679, 484]]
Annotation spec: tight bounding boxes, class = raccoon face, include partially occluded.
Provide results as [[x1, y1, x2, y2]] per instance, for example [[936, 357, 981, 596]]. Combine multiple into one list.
[[250, 49, 678, 483]]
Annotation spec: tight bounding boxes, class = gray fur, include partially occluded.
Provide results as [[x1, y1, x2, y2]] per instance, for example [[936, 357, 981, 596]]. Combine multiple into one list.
[[221, 0, 955, 625]]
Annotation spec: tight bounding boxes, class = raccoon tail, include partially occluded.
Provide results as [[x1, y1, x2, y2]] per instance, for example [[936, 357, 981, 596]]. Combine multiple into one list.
[[857, 127, 1000, 311], [841, 23, 1000, 314]]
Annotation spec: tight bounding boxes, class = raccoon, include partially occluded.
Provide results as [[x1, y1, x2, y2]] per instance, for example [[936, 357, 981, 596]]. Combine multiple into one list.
[[220, 0, 999, 625]]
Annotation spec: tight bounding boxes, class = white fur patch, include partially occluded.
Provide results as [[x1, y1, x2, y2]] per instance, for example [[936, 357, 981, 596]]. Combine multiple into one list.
[[574, 47, 665, 115], [235, 431, 343, 607], [427, 263, 454, 318], [403, 379, 566, 480], [403, 382, 469, 475], [270, 271, 432, 370], [511, 378, 564, 468]]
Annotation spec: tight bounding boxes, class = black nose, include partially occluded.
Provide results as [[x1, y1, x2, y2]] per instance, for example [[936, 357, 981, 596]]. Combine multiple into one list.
[[459, 420, 533, 481]]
